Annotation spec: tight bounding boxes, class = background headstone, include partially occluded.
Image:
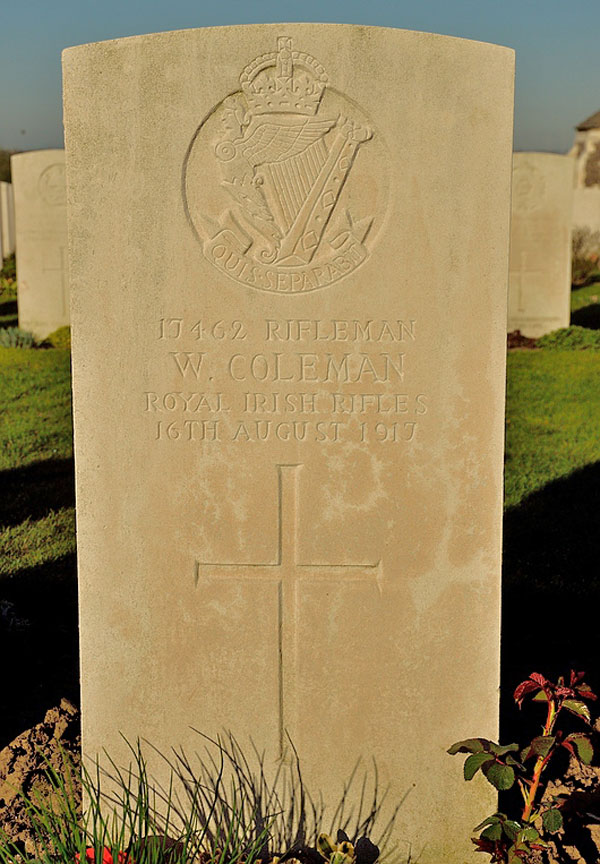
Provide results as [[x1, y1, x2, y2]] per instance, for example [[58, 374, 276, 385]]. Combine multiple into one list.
[[572, 186, 600, 233], [0, 182, 16, 258], [11, 150, 68, 338], [63, 25, 514, 863], [508, 152, 574, 337]]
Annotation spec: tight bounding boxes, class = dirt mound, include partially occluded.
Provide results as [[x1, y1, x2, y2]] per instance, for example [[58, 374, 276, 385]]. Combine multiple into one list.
[[536, 719, 600, 863], [0, 698, 81, 853], [508, 329, 539, 349]]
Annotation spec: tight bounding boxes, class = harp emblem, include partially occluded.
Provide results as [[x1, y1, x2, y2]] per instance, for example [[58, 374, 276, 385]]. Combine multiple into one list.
[[184, 36, 385, 293]]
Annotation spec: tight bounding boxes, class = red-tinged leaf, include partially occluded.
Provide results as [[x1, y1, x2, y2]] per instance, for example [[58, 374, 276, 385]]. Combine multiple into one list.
[[447, 738, 490, 755], [482, 760, 515, 791], [556, 686, 576, 699], [542, 808, 563, 834], [513, 679, 539, 706], [564, 733, 594, 764], [530, 672, 550, 687], [570, 670, 585, 687], [464, 752, 495, 780], [576, 682, 597, 701], [563, 699, 592, 723]]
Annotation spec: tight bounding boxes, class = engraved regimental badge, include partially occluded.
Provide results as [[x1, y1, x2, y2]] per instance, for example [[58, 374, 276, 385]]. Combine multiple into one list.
[[512, 163, 546, 213], [184, 36, 388, 293]]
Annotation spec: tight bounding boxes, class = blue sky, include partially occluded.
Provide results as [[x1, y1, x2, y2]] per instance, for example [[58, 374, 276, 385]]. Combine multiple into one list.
[[1, 0, 599, 153]]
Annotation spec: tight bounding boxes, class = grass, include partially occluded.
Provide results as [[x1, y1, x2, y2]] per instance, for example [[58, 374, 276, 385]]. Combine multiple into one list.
[[504, 350, 600, 508], [571, 277, 600, 329], [571, 279, 600, 312], [502, 294, 600, 740], [0, 254, 18, 329], [0, 319, 77, 745], [0, 732, 400, 864]]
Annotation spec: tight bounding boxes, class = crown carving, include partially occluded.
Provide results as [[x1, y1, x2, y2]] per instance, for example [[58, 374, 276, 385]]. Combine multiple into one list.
[[240, 37, 328, 116]]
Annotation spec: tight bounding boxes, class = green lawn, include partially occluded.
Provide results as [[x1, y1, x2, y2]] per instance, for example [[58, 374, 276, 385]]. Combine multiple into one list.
[[0, 341, 77, 746], [504, 351, 600, 508], [502, 292, 600, 737], [571, 278, 600, 311], [0, 255, 17, 328], [571, 277, 600, 329]]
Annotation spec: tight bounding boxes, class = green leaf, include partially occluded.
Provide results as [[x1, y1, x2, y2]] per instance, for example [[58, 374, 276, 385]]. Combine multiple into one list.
[[464, 752, 495, 780], [542, 809, 563, 834], [488, 742, 519, 757], [533, 691, 549, 702], [481, 823, 503, 841], [482, 760, 515, 791], [505, 754, 524, 769], [563, 699, 591, 723], [474, 815, 502, 831], [521, 826, 541, 842], [522, 735, 555, 762], [565, 733, 594, 764], [502, 821, 521, 842], [447, 738, 489, 755]]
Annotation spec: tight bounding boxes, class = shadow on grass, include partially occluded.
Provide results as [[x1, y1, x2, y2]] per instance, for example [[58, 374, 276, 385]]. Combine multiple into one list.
[[0, 458, 75, 528], [572, 274, 600, 290], [571, 303, 600, 329], [0, 297, 17, 328], [0, 552, 79, 748], [501, 461, 600, 743]]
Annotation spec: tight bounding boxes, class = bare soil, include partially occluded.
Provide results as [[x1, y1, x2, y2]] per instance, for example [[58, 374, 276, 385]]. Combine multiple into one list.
[[508, 330, 539, 350], [0, 699, 81, 854]]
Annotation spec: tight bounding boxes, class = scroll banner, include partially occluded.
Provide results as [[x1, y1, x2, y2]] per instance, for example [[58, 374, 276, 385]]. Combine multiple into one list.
[[205, 226, 368, 293]]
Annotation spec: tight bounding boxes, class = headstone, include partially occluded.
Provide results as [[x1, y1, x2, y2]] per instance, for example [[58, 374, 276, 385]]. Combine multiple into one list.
[[63, 25, 514, 863], [508, 153, 574, 337], [0, 182, 16, 258], [11, 150, 69, 338]]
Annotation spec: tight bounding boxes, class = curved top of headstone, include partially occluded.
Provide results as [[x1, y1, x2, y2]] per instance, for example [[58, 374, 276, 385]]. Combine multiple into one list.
[[62, 22, 513, 58], [11, 149, 65, 164], [513, 151, 574, 161]]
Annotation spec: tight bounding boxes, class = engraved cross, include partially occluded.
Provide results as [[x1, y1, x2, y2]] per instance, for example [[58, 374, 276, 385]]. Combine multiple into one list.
[[43, 246, 68, 316], [513, 249, 543, 314], [194, 464, 382, 756]]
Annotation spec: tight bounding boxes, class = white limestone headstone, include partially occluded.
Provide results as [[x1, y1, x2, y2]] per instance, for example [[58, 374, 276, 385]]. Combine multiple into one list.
[[11, 150, 69, 338], [63, 25, 514, 862], [508, 153, 574, 338], [0, 182, 16, 258]]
